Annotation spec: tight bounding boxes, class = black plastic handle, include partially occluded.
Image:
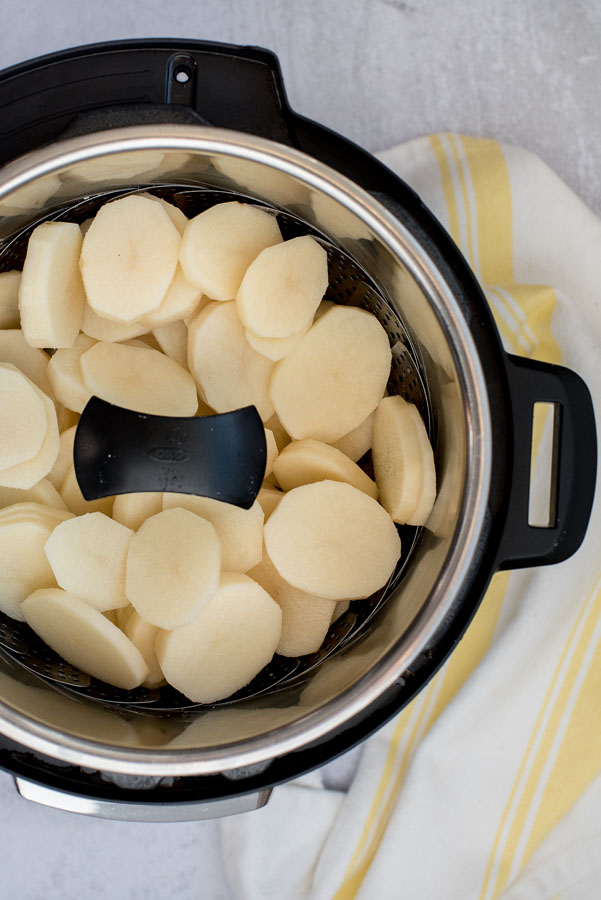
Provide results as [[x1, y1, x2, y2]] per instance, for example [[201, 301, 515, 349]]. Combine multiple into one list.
[[496, 354, 597, 569], [0, 39, 297, 165]]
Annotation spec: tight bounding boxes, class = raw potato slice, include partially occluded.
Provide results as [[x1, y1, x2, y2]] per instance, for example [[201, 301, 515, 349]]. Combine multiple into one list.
[[0, 271, 21, 328], [112, 492, 163, 531], [60, 465, 113, 517], [245, 326, 308, 362], [0, 502, 73, 527], [257, 485, 284, 519], [0, 174, 61, 214], [136, 193, 188, 234], [82, 304, 149, 342], [162, 494, 263, 573], [80, 342, 198, 416], [0, 479, 67, 511], [265, 413, 291, 451], [188, 301, 274, 421], [332, 599, 350, 622], [237, 236, 328, 338], [140, 267, 202, 328], [0, 515, 60, 619], [264, 428, 278, 477], [0, 329, 52, 396], [80, 195, 181, 323], [270, 306, 391, 442], [47, 333, 95, 413], [179, 201, 282, 301], [71, 152, 165, 184], [155, 572, 282, 703], [332, 410, 375, 462], [249, 552, 335, 657], [122, 610, 165, 688], [48, 425, 76, 489], [0, 367, 59, 489], [19, 221, 85, 348], [151, 320, 188, 368], [0, 367, 47, 468], [264, 481, 401, 600], [372, 396, 436, 526], [273, 439, 377, 499], [125, 508, 221, 629], [45, 512, 133, 611], [21, 588, 149, 690]]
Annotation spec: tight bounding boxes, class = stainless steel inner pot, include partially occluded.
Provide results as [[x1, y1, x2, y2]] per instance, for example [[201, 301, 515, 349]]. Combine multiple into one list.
[[0, 126, 490, 778]]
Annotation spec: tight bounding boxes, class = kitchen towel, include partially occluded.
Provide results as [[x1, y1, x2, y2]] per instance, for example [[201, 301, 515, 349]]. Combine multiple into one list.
[[220, 135, 601, 900]]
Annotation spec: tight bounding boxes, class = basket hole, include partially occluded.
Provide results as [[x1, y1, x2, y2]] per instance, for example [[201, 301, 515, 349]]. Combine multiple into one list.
[[174, 67, 191, 84]]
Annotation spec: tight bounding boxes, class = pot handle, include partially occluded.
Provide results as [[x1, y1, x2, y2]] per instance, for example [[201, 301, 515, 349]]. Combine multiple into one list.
[[496, 354, 597, 569], [14, 775, 272, 822]]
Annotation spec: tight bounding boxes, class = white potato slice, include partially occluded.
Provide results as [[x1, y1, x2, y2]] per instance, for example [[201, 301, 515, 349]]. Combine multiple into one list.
[[0, 368, 59, 489], [0, 501, 72, 525], [19, 222, 85, 348], [372, 396, 436, 526], [245, 326, 308, 362], [125, 508, 221, 629], [60, 465, 114, 517], [0, 329, 52, 396], [82, 304, 149, 342], [70, 152, 165, 184], [264, 480, 400, 600], [47, 333, 95, 413], [237, 236, 328, 338], [0, 515, 60, 619], [0, 174, 61, 214], [270, 306, 391, 442], [48, 425, 76, 489], [257, 485, 284, 520], [21, 588, 148, 689], [162, 494, 263, 573], [332, 599, 350, 622], [273, 439, 377, 499], [265, 413, 291, 451], [264, 428, 278, 477], [150, 320, 188, 368], [0, 479, 67, 511], [249, 551, 335, 657], [332, 410, 375, 462], [155, 572, 282, 703], [45, 512, 133, 611], [136, 193, 188, 234], [112, 492, 163, 531], [188, 301, 274, 421], [140, 267, 202, 328], [179, 201, 282, 301], [122, 610, 165, 688], [80, 195, 181, 323], [80, 342, 198, 416], [0, 271, 21, 328], [0, 367, 47, 468]]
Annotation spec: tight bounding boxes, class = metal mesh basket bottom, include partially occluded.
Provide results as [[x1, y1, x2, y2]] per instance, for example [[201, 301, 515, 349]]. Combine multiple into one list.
[[0, 184, 431, 712]]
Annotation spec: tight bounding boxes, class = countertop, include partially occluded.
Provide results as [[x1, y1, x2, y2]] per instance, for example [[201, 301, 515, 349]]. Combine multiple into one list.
[[1, 1, 600, 898]]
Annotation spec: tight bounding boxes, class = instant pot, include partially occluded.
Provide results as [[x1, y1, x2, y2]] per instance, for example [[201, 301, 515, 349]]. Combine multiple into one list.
[[0, 39, 595, 821]]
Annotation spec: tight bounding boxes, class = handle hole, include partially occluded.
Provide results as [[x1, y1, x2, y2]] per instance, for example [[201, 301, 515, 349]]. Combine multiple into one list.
[[528, 402, 560, 527], [174, 67, 191, 84]]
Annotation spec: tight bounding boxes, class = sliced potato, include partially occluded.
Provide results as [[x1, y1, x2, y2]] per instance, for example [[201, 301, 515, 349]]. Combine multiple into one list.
[[245, 326, 308, 362], [249, 551, 335, 657], [141, 267, 202, 328], [150, 320, 188, 368], [273, 439, 377, 499], [0, 366, 47, 469], [47, 333, 95, 413], [155, 572, 282, 703], [0, 479, 67, 511], [60, 465, 114, 517], [82, 304, 149, 342], [332, 410, 375, 462], [257, 485, 284, 520], [187, 301, 274, 421], [80, 342, 198, 416], [122, 610, 165, 688], [0, 513, 61, 619], [71, 152, 165, 184], [0, 329, 52, 396], [270, 306, 391, 442], [264, 428, 278, 477], [136, 193, 188, 234], [179, 201, 282, 301], [0, 502, 73, 527], [237, 236, 327, 338], [264, 480, 400, 600], [125, 508, 221, 629], [47, 425, 76, 489], [372, 396, 436, 525], [21, 588, 149, 689], [0, 271, 21, 328], [162, 493, 263, 573], [45, 512, 133, 611], [80, 195, 181, 323], [112, 492, 163, 531], [0, 367, 59, 489], [19, 222, 85, 348]]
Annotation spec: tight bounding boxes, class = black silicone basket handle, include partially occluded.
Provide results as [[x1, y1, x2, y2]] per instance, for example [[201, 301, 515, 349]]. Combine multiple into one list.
[[496, 354, 597, 569]]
